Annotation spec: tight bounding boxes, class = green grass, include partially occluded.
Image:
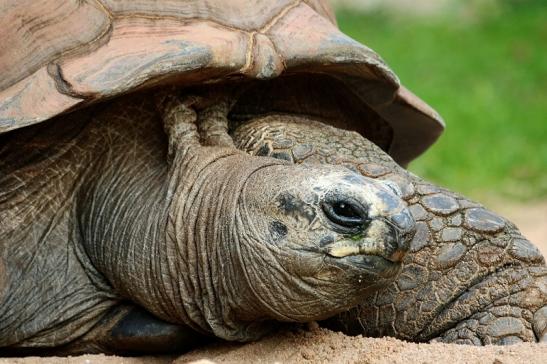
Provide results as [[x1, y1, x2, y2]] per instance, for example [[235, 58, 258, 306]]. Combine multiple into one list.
[[336, 3, 547, 200]]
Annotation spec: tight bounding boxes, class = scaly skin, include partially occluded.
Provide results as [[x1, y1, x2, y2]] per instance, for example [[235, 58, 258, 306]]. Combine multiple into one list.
[[0, 93, 414, 353], [233, 115, 547, 345]]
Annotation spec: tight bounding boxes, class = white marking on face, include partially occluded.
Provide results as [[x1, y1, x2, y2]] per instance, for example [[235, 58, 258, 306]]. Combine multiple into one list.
[[329, 245, 361, 257]]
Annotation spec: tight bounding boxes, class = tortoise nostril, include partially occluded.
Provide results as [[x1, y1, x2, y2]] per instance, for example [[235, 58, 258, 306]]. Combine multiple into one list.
[[322, 199, 368, 231]]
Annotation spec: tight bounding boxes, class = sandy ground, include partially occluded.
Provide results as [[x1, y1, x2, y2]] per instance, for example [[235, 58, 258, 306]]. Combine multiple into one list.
[[1, 201, 546, 364], [2, 328, 546, 364], [177, 327, 547, 364]]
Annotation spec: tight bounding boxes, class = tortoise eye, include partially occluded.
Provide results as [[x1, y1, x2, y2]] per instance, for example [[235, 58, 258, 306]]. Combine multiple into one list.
[[322, 199, 368, 231]]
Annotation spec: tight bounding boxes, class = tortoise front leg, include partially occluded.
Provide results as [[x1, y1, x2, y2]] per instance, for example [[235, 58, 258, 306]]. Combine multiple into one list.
[[154, 91, 202, 160], [198, 100, 236, 148], [233, 116, 547, 345], [49, 305, 209, 355], [155, 90, 235, 150]]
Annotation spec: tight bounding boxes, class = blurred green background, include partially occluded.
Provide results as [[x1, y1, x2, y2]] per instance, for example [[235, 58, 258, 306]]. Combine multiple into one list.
[[334, 0, 547, 201]]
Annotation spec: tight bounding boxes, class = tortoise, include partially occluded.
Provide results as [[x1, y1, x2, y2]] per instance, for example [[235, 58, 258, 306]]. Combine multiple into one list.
[[0, 0, 544, 355]]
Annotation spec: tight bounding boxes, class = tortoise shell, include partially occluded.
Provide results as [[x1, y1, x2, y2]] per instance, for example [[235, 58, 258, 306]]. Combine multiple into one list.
[[0, 0, 444, 165]]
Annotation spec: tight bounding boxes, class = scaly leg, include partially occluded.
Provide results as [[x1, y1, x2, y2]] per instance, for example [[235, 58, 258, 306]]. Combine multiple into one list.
[[198, 100, 236, 148]]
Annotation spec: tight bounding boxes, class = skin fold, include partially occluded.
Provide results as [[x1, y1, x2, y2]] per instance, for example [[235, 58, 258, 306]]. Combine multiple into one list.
[[0, 92, 415, 353], [233, 115, 547, 345]]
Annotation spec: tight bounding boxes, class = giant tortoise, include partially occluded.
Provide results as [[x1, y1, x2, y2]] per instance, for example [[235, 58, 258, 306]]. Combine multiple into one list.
[[0, 0, 545, 355]]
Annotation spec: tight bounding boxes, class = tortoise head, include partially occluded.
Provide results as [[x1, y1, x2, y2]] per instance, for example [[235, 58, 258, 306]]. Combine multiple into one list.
[[230, 162, 415, 323]]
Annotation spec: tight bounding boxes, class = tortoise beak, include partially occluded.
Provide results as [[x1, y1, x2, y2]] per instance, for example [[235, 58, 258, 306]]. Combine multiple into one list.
[[326, 217, 410, 262]]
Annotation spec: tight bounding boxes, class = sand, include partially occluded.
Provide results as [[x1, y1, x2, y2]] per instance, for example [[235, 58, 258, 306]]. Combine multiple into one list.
[[3, 328, 546, 364], [175, 327, 547, 364], [1, 201, 545, 364]]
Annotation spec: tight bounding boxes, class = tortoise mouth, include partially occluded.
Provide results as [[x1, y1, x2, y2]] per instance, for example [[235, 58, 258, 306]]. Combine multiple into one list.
[[299, 239, 404, 281], [324, 254, 402, 280], [321, 226, 407, 265]]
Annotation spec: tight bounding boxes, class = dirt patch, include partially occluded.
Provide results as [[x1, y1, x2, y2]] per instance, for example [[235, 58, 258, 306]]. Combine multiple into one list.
[[3, 328, 546, 364]]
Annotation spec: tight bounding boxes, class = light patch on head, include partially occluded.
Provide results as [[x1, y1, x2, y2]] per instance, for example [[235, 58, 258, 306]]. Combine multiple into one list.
[[327, 220, 393, 258], [328, 244, 360, 257], [328, 238, 388, 258]]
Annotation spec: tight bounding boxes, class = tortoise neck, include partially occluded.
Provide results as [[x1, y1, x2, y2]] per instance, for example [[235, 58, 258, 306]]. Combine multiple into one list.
[[78, 134, 278, 337], [77, 140, 170, 307], [153, 147, 283, 338]]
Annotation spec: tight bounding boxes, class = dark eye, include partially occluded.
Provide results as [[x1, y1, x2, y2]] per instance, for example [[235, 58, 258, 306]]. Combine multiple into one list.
[[322, 199, 368, 232]]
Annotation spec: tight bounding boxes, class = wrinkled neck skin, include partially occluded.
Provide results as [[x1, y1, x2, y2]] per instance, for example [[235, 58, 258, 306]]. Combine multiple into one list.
[[234, 116, 547, 345], [156, 151, 294, 340], [78, 98, 290, 341]]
